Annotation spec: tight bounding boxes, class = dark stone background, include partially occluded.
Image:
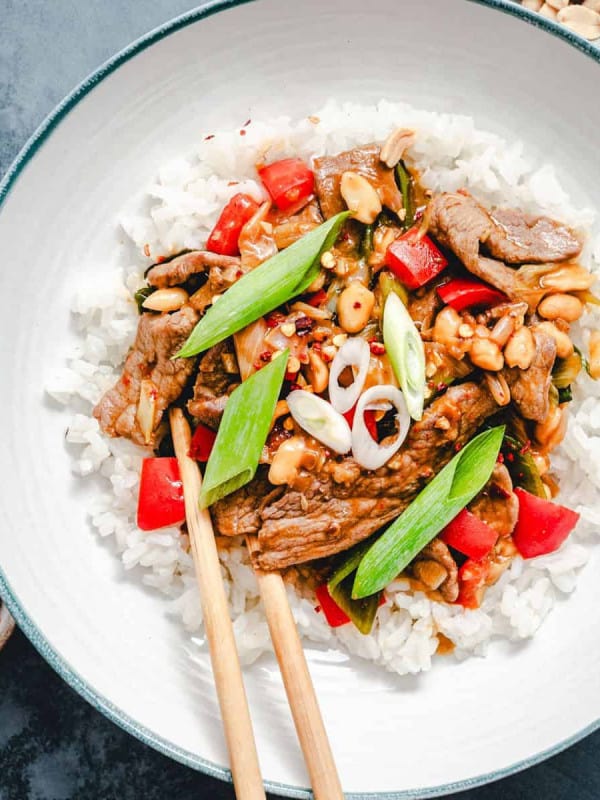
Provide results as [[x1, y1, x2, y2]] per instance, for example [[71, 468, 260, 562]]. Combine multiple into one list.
[[1, 2, 599, 798]]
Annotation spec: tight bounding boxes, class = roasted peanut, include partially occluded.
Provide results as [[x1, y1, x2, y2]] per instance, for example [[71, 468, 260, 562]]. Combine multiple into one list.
[[538, 293, 583, 322], [337, 283, 375, 333], [433, 307, 461, 346], [534, 405, 567, 453], [142, 287, 189, 312], [379, 128, 416, 168], [305, 349, 329, 394], [539, 3, 558, 19], [470, 338, 504, 371], [536, 321, 574, 359], [522, 0, 543, 8], [557, 4, 600, 40], [589, 331, 600, 379], [340, 171, 382, 224], [540, 264, 595, 292], [490, 315, 516, 347], [484, 373, 511, 406], [546, 0, 568, 9], [504, 326, 535, 369], [413, 560, 448, 591], [268, 437, 306, 485]]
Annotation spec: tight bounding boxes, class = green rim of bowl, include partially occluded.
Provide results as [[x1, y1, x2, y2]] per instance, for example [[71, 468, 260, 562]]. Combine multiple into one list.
[[0, 1, 598, 796]]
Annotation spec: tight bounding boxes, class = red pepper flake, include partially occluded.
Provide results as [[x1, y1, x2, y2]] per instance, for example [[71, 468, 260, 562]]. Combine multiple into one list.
[[204, 134, 215, 141], [436, 382, 448, 392], [236, 269, 244, 278], [156, 255, 166, 263], [239, 130, 246, 136], [259, 350, 272, 363], [243, 118, 251, 127], [506, 452, 515, 462], [353, 301, 362, 309], [285, 371, 297, 381], [227, 181, 239, 187], [520, 440, 532, 455], [266, 312, 284, 328], [295, 316, 314, 336], [289, 382, 302, 392], [143, 243, 151, 258], [454, 442, 463, 452], [312, 342, 322, 352], [497, 452, 505, 464], [369, 341, 385, 355], [314, 605, 322, 613]]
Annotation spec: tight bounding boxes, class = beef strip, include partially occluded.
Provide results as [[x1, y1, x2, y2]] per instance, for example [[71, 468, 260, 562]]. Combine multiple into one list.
[[187, 340, 239, 429], [94, 306, 198, 447], [213, 382, 498, 570], [146, 251, 241, 288], [488, 208, 581, 264], [408, 284, 443, 330], [426, 193, 581, 307], [188, 261, 249, 314], [469, 463, 519, 537], [412, 538, 459, 602], [313, 144, 403, 219], [503, 330, 557, 422]]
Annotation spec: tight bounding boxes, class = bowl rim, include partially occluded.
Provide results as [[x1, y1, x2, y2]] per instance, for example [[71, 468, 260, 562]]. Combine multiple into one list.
[[0, 0, 598, 796]]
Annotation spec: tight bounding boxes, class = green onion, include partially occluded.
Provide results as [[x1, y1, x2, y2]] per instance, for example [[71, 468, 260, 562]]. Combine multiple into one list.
[[361, 224, 374, 259], [352, 426, 504, 599], [557, 386, 573, 404], [383, 292, 426, 420], [395, 161, 414, 230], [176, 212, 349, 358], [134, 286, 155, 313], [574, 346, 592, 378], [378, 270, 408, 306], [553, 351, 582, 389], [199, 351, 288, 508], [503, 433, 545, 498], [327, 541, 381, 635]]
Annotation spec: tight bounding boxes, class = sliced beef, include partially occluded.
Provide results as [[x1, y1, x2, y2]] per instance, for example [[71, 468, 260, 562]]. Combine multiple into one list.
[[213, 382, 498, 570], [412, 538, 459, 602], [469, 463, 519, 537], [94, 306, 198, 447], [503, 330, 557, 422], [313, 144, 403, 220], [488, 208, 581, 264], [187, 340, 239, 429], [146, 251, 241, 289], [188, 261, 249, 314], [408, 284, 443, 330]]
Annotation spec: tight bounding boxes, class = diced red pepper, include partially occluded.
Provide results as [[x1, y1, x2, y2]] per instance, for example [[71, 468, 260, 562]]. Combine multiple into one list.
[[343, 406, 378, 441], [258, 158, 315, 211], [512, 488, 579, 558], [385, 226, 448, 289], [206, 193, 259, 256], [188, 422, 217, 463], [137, 457, 185, 531], [315, 584, 350, 627], [441, 508, 498, 561], [437, 278, 507, 311], [456, 557, 491, 610]]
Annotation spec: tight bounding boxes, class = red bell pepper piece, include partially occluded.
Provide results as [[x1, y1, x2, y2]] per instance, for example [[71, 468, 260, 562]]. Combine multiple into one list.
[[512, 488, 579, 559], [258, 158, 315, 211], [315, 584, 350, 627], [137, 457, 185, 531], [456, 557, 491, 610], [188, 422, 217, 463], [437, 278, 507, 311], [343, 406, 378, 441], [206, 193, 259, 256], [385, 226, 448, 289], [441, 508, 498, 561]]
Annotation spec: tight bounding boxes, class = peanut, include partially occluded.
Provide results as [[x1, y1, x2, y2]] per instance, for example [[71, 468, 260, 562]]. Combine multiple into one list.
[[504, 326, 535, 369], [536, 322, 574, 359], [142, 287, 189, 312], [305, 350, 329, 394], [433, 307, 461, 346], [470, 338, 504, 371], [268, 437, 306, 486], [337, 283, 375, 333], [589, 331, 600, 379], [537, 293, 583, 322], [340, 171, 382, 224]]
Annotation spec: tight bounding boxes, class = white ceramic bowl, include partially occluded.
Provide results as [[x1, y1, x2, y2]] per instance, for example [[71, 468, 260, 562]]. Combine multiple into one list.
[[1, 1, 599, 796]]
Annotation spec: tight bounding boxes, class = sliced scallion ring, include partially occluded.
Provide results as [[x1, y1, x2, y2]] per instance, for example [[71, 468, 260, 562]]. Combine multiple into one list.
[[383, 292, 426, 421], [287, 390, 352, 454], [351, 385, 410, 471], [328, 337, 371, 414]]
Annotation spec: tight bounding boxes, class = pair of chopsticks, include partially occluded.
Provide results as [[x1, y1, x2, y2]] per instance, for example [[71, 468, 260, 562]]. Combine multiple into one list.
[[170, 408, 343, 800]]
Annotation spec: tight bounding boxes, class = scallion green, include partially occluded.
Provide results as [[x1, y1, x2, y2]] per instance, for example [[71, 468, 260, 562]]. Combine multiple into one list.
[[176, 212, 349, 358], [327, 540, 381, 635], [383, 292, 426, 421], [199, 350, 288, 508], [395, 161, 414, 230], [352, 426, 505, 599]]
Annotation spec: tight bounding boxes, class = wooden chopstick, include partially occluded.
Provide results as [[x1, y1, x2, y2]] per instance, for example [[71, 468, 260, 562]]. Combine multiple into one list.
[[247, 536, 344, 800], [169, 408, 265, 800]]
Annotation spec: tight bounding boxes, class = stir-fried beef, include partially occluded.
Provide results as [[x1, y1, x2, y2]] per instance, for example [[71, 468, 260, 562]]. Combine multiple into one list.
[[488, 208, 581, 264], [313, 144, 403, 220], [94, 306, 198, 447], [427, 193, 581, 306], [188, 261, 249, 314], [408, 284, 443, 330], [213, 382, 498, 570], [187, 340, 239, 429], [412, 538, 459, 602], [469, 463, 518, 537], [146, 251, 241, 289], [503, 330, 557, 422]]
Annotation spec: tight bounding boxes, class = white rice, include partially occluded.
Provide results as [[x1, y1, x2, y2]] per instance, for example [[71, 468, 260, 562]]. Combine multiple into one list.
[[46, 100, 600, 676]]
